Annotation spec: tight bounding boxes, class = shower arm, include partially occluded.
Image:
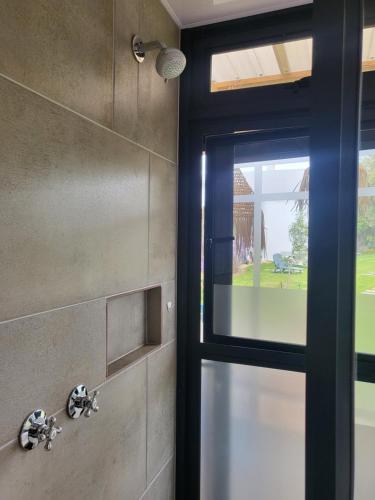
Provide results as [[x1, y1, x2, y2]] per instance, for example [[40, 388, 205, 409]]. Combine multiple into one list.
[[136, 40, 167, 54]]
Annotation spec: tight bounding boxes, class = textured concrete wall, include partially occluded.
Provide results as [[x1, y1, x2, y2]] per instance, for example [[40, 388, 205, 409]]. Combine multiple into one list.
[[0, 1, 178, 498]]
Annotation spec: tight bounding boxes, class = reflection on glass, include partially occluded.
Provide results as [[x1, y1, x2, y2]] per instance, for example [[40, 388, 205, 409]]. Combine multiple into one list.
[[356, 150, 375, 354], [201, 361, 305, 500]]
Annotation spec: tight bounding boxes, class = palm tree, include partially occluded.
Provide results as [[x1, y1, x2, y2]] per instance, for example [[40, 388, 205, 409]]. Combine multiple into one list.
[[293, 163, 369, 213]]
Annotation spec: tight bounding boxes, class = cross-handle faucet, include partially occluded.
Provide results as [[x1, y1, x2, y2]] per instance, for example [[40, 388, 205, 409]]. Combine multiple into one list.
[[19, 410, 62, 451], [84, 390, 99, 418], [67, 384, 100, 419]]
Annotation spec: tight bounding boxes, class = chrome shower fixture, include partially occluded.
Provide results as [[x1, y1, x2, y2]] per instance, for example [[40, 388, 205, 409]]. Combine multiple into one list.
[[67, 384, 100, 419], [132, 35, 186, 80], [19, 409, 62, 451]]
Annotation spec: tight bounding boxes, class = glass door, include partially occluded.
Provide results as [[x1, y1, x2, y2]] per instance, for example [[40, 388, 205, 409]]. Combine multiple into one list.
[[200, 128, 375, 500], [201, 132, 308, 500], [355, 138, 375, 499], [204, 132, 310, 348]]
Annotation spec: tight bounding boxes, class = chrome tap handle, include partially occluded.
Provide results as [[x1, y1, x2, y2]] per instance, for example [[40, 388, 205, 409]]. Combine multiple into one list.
[[84, 390, 100, 418], [67, 385, 100, 419], [43, 416, 62, 451], [19, 410, 62, 451]]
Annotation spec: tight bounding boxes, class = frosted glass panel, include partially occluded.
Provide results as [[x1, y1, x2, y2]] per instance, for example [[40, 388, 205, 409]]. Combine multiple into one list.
[[213, 285, 307, 344], [355, 382, 375, 499], [201, 361, 305, 500]]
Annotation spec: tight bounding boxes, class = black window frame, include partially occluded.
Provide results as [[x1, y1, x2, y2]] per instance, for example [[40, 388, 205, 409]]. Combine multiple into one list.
[[177, 2, 375, 499]]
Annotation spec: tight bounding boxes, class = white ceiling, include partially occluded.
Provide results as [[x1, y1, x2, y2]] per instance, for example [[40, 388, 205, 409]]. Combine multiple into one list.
[[160, 0, 312, 29]]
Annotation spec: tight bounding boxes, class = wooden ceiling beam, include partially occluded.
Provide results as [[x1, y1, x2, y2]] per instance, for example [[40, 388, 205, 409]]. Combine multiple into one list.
[[272, 43, 291, 75], [211, 59, 375, 92], [211, 69, 311, 92]]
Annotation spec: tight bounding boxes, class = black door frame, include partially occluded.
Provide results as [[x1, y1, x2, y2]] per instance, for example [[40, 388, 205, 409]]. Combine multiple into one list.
[[176, 3, 375, 499]]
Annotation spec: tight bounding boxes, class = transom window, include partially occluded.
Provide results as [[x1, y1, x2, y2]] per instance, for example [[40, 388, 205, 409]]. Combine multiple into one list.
[[210, 27, 375, 92]]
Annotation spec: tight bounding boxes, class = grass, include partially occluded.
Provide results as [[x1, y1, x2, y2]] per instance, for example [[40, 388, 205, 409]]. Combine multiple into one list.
[[200, 253, 375, 353], [233, 253, 375, 293]]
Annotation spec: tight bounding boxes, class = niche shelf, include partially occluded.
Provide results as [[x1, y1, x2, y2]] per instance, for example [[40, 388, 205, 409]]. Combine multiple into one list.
[[106, 286, 161, 377]]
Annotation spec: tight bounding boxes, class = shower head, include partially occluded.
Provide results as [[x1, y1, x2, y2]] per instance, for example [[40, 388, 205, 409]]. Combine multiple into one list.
[[156, 47, 186, 80], [132, 35, 186, 80]]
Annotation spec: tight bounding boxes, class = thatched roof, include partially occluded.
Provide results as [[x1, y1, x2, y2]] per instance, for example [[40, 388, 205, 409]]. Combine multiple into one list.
[[233, 169, 266, 266]]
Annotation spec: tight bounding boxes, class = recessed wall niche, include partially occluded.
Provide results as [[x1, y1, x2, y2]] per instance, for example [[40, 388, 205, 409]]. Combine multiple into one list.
[[106, 286, 162, 377]]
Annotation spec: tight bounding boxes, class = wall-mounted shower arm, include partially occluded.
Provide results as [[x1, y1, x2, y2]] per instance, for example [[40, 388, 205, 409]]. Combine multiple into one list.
[[138, 40, 167, 53]]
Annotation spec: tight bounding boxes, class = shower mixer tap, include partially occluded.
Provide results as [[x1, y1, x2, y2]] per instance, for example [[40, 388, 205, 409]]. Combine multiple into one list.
[[67, 384, 100, 419], [19, 410, 62, 451]]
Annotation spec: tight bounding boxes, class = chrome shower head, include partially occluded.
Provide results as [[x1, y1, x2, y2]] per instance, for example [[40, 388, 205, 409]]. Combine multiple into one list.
[[132, 35, 186, 80], [156, 47, 186, 79]]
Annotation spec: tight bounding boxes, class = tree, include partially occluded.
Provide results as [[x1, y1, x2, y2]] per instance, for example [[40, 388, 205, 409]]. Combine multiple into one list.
[[361, 154, 375, 186], [357, 154, 375, 252], [289, 209, 308, 262]]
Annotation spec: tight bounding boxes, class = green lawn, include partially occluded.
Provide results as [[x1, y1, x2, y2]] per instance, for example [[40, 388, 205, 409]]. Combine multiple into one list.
[[200, 253, 375, 353], [233, 253, 375, 293]]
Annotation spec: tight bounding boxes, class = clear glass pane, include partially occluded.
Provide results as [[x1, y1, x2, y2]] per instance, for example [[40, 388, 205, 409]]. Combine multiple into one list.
[[210, 28, 375, 93], [211, 38, 312, 92], [211, 154, 309, 344], [260, 201, 308, 289], [355, 382, 375, 499], [355, 8, 374, 498], [261, 159, 309, 194], [201, 361, 305, 500], [356, 149, 375, 354]]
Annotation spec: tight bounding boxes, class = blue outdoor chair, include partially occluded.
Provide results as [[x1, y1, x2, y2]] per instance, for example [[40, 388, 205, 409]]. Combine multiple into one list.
[[273, 253, 303, 274]]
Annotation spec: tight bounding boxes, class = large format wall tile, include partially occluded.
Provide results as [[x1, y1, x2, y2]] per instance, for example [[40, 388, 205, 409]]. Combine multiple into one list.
[[0, 300, 106, 447], [114, 0, 179, 162], [0, 76, 149, 321], [162, 281, 176, 344], [143, 457, 175, 500], [147, 342, 176, 483], [149, 156, 177, 284], [0, 0, 113, 127], [0, 361, 147, 500]]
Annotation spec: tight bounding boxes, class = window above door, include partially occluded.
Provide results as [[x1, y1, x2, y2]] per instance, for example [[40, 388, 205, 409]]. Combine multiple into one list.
[[210, 26, 375, 92]]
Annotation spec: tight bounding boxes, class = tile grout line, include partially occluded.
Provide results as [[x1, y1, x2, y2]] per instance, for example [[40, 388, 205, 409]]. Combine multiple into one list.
[[105, 300, 109, 378], [0, 438, 17, 452], [146, 354, 149, 486], [0, 297, 106, 326], [0, 339, 176, 453], [137, 0, 141, 116], [147, 153, 151, 283], [0, 71, 177, 167], [139, 454, 175, 499], [0, 281, 173, 326], [112, 0, 116, 131]]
